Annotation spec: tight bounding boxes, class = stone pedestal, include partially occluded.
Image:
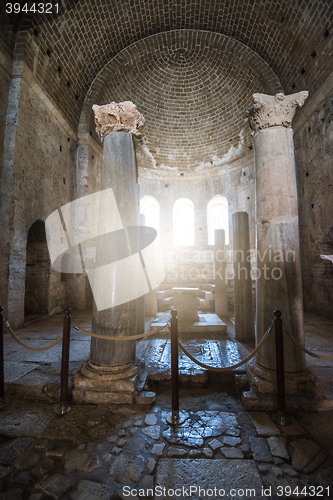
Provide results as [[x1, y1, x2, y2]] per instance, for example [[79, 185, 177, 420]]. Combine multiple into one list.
[[214, 229, 228, 318], [232, 212, 255, 342], [173, 288, 199, 324], [73, 102, 149, 404], [243, 92, 322, 409]]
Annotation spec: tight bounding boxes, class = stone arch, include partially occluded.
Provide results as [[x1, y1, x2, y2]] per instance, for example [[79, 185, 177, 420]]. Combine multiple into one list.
[[24, 220, 50, 318]]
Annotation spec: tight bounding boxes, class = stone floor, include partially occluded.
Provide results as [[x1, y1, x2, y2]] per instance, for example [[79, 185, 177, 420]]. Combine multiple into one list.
[[0, 310, 332, 499]]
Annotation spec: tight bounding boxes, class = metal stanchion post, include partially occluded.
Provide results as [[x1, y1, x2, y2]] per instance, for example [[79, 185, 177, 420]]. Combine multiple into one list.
[[271, 310, 290, 426], [166, 309, 186, 426], [54, 308, 72, 415], [0, 307, 10, 409]]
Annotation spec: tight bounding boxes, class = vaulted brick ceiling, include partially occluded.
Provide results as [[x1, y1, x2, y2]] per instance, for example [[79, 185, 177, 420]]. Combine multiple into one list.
[[1, 0, 333, 174]]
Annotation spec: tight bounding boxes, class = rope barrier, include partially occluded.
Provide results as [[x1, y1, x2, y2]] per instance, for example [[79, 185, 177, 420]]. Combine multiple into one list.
[[177, 321, 274, 372], [4, 319, 63, 352], [284, 326, 333, 360], [71, 323, 168, 341]]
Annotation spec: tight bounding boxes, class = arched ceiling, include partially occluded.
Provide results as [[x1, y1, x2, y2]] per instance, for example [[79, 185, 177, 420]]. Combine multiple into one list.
[[1, 0, 333, 175], [84, 30, 282, 176]]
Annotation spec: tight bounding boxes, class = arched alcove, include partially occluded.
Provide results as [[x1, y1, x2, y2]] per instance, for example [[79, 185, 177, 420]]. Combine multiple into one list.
[[24, 220, 50, 318], [207, 195, 229, 245]]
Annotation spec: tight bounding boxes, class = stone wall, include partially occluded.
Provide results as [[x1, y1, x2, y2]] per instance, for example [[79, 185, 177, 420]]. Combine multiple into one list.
[[294, 91, 333, 319], [0, 70, 78, 325]]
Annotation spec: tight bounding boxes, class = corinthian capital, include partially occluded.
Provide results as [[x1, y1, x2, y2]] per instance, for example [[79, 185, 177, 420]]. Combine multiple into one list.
[[92, 101, 145, 141], [247, 91, 308, 134]]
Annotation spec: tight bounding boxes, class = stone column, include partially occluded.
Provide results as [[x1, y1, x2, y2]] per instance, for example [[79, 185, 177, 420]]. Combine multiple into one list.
[[73, 101, 146, 404], [232, 212, 255, 342], [243, 92, 322, 410], [137, 214, 146, 335], [214, 229, 228, 318]]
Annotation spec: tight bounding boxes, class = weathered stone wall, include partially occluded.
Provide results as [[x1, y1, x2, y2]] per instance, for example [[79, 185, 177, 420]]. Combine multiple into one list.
[[0, 70, 78, 325], [0, 55, 12, 196], [294, 91, 333, 319]]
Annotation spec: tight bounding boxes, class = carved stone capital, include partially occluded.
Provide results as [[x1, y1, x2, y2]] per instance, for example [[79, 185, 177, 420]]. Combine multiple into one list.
[[92, 101, 145, 141], [247, 91, 308, 134]]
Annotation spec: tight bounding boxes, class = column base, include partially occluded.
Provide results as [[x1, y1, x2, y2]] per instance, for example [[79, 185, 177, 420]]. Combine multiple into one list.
[[242, 360, 323, 411], [72, 361, 155, 405]]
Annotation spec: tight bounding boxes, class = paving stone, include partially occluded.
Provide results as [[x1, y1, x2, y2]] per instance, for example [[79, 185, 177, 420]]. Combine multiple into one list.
[[0, 465, 12, 479], [202, 447, 213, 458], [45, 444, 68, 458], [267, 436, 289, 460], [221, 447, 244, 459], [65, 450, 101, 473], [151, 443, 165, 457], [258, 464, 270, 473], [248, 412, 280, 436], [1, 488, 24, 500], [123, 420, 132, 429], [11, 437, 35, 455], [144, 414, 157, 426], [87, 422, 112, 440], [128, 456, 145, 483], [225, 427, 241, 437], [0, 443, 16, 465], [142, 425, 161, 440], [10, 470, 31, 485], [126, 436, 149, 453], [117, 489, 139, 500], [222, 436, 241, 447], [208, 438, 223, 451], [14, 452, 40, 470], [303, 448, 328, 474], [28, 494, 43, 500], [129, 427, 138, 435], [167, 447, 187, 457], [147, 457, 156, 474], [117, 438, 126, 447], [135, 420, 143, 427], [36, 474, 76, 499], [39, 458, 55, 476], [109, 453, 144, 485], [118, 429, 126, 438], [107, 435, 117, 443], [272, 466, 283, 479], [156, 459, 263, 499], [162, 427, 204, 448], [111, 446, 122, 455], [189, 449, 202, 458], [74, 479, 115, 499], [249, 437, 273, 462], [240, 444, 252, 458], [284, 467, 298, 478], [77, 443, 86, 450], [139, 474, 154, 491], [290, 437, 325, 473], [102, 453, 111, 463]]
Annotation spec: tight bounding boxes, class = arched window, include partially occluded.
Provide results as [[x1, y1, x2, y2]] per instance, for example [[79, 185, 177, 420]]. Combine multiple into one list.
[[173, 198, 194, 246], [207, 195, 229, 245], [140, 195, 160, 243]]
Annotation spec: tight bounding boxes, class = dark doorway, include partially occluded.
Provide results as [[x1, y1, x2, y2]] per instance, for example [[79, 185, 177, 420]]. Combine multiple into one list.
[[24, 220, 50, 318]]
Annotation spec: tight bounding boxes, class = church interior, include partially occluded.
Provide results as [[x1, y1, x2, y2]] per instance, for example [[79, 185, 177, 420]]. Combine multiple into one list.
[[0, 0, 333, 498]]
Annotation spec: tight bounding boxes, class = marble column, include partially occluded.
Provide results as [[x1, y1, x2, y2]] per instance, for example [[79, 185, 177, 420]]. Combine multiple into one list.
[[232, 212, 255, 342], [243, 92, 322, 410], [214, 229, 228, 318], [137, 214, 146, 335], [73, 101, 147, 404]]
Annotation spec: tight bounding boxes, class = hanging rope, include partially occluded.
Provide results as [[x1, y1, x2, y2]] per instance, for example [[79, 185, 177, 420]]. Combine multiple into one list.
[[71, 323, 168, 341], [4, 319, 63, 352], [177, 321, 274, 372], [284, 326, 333, 360]]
